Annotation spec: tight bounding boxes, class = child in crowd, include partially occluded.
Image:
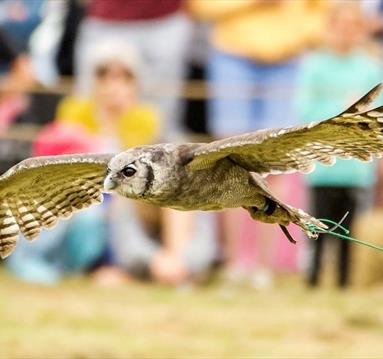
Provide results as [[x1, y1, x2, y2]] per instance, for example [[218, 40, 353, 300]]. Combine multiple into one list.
[[297, 2, 382, 287], [5, 123, 108, 285], [57, 41, 159, 150], [6, 41, 217, 286]]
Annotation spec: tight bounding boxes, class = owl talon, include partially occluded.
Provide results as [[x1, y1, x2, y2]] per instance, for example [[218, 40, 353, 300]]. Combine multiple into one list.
[[279, 225, 297, 244]]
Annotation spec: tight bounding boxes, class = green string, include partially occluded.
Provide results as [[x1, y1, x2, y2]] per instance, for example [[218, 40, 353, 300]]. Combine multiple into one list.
[[306, 218, 383, 253]]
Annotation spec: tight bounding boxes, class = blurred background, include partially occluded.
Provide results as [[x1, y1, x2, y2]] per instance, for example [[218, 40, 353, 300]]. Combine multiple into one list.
[[1, 0, 383, 357]]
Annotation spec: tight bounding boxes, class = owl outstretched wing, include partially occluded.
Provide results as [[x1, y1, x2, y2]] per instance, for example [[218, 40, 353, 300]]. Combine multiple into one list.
[[187, 84, 383, 174], [0, 153, 113, 258]]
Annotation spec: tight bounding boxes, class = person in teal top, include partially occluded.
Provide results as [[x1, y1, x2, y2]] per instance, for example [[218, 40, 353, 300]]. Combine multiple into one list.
[[296, 2, 382, 288], [297, 50, 380, 188]]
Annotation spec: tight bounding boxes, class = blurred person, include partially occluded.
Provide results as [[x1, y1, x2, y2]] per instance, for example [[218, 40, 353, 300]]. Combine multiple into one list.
[[0, 25, 21, 72], [296, 1, 382, 288], [75, 0, 192, 140], [0, 0, 40, 95], [189, 0, 327, 287], [5, 41, 158, 285], [189, 0, 326, 135], [0, 0, 40, 125], [0, 0, 42, 52], [181, 8, 211, 136], [59, 41, 217, 286], [5, 123, 108, 285], [0, 27, 34, 132], [29, 0, 87, 86], [55, 0, 86, 77], [57, 41, 159, 150], [56, 41, 159, 285], [29, 0, 68, 86]]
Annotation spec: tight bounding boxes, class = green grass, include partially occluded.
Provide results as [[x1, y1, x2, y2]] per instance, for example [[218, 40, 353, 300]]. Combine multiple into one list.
[[0, 270, 383, 358]]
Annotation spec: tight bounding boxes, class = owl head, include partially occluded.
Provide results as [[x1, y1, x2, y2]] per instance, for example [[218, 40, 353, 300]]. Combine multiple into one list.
[[104, 145, 175, 199]]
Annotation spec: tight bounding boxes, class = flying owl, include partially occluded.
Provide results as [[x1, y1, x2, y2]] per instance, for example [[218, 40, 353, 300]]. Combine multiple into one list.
[[1, 84, 383, 258]]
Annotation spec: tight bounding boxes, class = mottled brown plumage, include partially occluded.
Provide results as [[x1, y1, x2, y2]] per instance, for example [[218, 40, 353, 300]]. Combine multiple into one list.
[[1, 84, 383, 258]]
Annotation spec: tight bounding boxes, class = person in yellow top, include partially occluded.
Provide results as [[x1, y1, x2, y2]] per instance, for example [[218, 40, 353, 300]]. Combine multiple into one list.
[[188, 0, 328, 134], [6, 41, 161, 286]]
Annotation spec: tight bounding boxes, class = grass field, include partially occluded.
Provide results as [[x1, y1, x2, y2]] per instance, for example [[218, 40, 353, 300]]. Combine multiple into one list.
[[0, 270, 383, 359]]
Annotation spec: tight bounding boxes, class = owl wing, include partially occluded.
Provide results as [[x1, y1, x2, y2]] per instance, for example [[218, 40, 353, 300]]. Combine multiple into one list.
[[0, 153, 113, 258], [186, 84, 383, 174]]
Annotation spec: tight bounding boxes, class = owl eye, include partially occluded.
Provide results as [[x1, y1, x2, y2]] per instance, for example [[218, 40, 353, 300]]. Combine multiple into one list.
[[121, 164, 137, 178]]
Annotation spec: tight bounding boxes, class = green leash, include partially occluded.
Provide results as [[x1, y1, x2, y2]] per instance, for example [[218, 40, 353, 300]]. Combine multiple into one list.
[[306, 215, 383, 253]]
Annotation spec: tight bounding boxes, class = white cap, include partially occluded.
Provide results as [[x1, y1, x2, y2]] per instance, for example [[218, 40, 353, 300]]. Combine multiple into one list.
[[88, 39, 141, 81]]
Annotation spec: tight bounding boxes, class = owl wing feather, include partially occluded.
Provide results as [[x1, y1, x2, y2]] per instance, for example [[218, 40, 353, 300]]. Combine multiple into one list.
[[187, 84, 383, 174], [0, 153, 113, 258]]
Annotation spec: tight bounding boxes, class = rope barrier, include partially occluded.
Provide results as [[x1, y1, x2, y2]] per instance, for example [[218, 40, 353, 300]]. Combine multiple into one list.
[[0, 77, 303, 100]]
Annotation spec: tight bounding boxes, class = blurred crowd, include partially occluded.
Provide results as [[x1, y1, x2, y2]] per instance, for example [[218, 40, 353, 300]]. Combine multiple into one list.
[[1, 0, 383, 289]]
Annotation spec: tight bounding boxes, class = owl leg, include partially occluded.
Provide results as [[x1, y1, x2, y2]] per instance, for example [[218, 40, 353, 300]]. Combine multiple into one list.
[[244, 198, 290, 226], [244, 198, 297, 243], [246, 173, 327, 241], [262, 198, 297, 243]]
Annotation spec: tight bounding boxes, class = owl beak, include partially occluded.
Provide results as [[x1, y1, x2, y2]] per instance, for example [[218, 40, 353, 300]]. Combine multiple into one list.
[[104, 175, 118, 192]]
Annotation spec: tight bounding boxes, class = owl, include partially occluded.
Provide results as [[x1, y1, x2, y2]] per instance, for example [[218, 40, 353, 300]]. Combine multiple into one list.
[[1, 84, 383, 258]]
